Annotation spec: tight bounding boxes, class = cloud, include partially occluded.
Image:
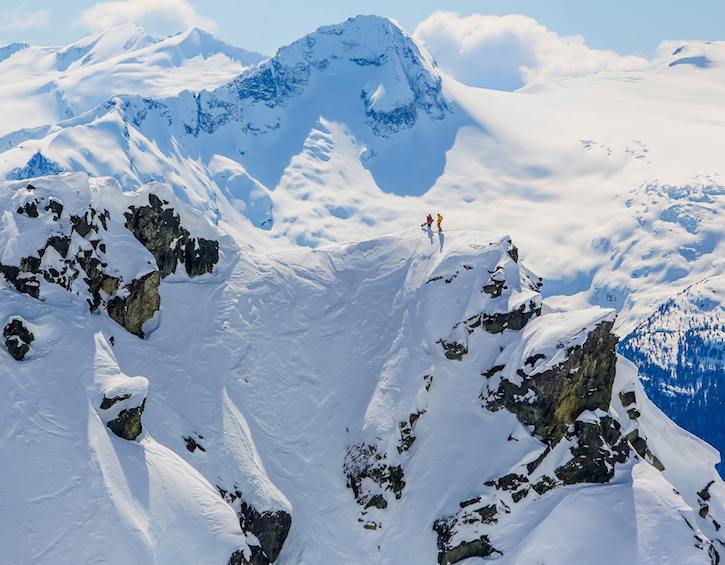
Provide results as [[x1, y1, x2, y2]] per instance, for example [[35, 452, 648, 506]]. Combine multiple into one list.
[[77, 0, 217, 35], [3, 8, 50, 30], [414, 12, 648, 90]]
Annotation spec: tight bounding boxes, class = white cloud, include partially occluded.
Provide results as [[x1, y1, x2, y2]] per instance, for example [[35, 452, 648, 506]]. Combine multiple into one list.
[[3, 8, 50, 30], [77, 0, 217, 35], [414, 12, 648, 90]]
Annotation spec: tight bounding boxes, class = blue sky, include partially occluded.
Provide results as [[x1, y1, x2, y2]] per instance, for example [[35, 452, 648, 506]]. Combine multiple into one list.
[[1, 0, 723, 56]]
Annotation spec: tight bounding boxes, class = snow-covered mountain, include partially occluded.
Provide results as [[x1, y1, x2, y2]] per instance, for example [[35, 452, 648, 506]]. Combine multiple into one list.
[[1, 171, 724, 564], [0, 23, 265, 135], [0, 16, 722, 334], [1, 14, 724, 564], [621, 275, 724, 474]]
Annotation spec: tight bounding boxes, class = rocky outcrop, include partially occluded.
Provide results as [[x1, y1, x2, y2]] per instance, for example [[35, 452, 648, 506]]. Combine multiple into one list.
[[124, 194, 219, 278], [107, 271, 161, 338], [398, 410, 425, 454], [436, 317, 645, 561], [485, 320, 619, 444], [100, 394, 145, 441], [3, 317, 34, 361], [344, 443, 405, 510], [183, 433, 206, 453], [220, 486, 292, 565]]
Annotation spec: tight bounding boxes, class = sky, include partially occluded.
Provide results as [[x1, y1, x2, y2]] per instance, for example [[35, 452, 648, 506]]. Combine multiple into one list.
[[1, 0, 724, 58]]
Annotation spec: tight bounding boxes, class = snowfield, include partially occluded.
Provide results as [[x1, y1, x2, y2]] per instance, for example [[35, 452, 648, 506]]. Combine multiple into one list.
[[1, 172, 723, 564], [0, 13, 723, 565]]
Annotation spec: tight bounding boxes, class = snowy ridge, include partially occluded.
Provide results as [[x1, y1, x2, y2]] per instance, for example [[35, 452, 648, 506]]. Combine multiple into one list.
[[0, 23, 265, 136], [1, 173, 724, 564], [0, 16, 722, 333]]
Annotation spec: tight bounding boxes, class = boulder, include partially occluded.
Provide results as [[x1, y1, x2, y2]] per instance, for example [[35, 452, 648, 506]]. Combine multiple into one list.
[[99, 378, 148, 441], [3, 317, 34, 361], [220, 487, 292, 565]]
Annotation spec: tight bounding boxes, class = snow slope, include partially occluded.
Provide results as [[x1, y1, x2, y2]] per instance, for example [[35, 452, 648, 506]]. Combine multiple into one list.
[[1, 172, 724, 564], [0, 16, 722, 335]]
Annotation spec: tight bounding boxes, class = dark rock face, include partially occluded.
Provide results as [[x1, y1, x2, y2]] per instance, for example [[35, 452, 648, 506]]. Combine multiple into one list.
[[470, 300, 541, 335], [485, 320, 619, 444], [398, 410, 425, 454], [438, 338, 467, 361], [433, 515, 501, 565], [482, 266, 506, 297], [555, 416, 630, 484], [107, 271, 161, 338], [238, 502, 291, 563], [124, 194, 219, 278], [220, 487, 292, 565], [183, 435, 206, 453], [3, 317, 34, 361], [0, 264, 40, 298], [344, 443, 405, 509], [101, 395, 145, 441], [626, 429, 665, 471]]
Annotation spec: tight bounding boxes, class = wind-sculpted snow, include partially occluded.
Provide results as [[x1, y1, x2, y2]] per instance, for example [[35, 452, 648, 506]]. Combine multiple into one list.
[[2, 174, 724, 564]]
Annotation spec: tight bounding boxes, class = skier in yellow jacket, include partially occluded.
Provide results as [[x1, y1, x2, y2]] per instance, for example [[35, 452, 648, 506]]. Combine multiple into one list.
[[436, 213, 443, 232]]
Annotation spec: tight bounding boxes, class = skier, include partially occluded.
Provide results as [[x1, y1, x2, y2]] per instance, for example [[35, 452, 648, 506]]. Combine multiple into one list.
[[437, 213, 444, 232], [421, 213, 433, 230]]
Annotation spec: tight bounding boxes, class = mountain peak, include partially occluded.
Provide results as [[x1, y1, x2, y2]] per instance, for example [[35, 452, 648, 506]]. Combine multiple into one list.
[[221, 13, 448, 138], [55, 22, 157, 70]]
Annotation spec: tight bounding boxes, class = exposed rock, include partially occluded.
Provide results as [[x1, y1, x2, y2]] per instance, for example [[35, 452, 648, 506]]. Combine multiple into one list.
[[344, 443, 405, 510], [16, 200, 39, 217], [507, 241, 519, 263], [474, 300, 541, 334], [0, 264, 40, 298], [619, 390, 636, 407], [45, 198, 63, 220], [107, 271, 161, 338], [433, 514, 501, 565], [3, 317, 34, 361], [482, 266, 506, 297], [184, 237, 220, 277], [438, 338, 467, 361], [43, 235, 71, 258], [485, 320, 619, 445], [102, 396, 145, 441], [626, 429, 665, 471], [440, 318, 633, 558], [219, 486, 292, 565], [183, 435, 206, 453], [124, 194, 219, 278], [484, 473, 528, 492], [555, 416, 629, 484], [238, 501, 291, 563], [70, 206, 111, 237], [398, 410, 425, 453], [482, 364, 505, 379]]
